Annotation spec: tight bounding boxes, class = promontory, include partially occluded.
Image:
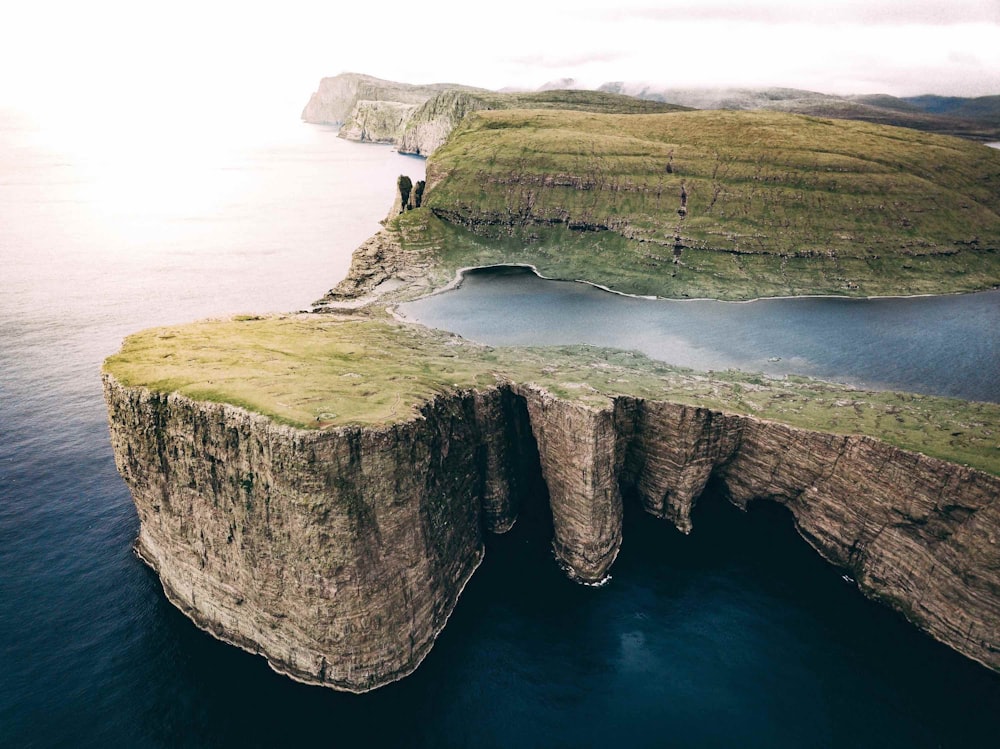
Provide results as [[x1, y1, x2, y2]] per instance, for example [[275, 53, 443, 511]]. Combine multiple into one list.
[[105, 106, 1000, 691]]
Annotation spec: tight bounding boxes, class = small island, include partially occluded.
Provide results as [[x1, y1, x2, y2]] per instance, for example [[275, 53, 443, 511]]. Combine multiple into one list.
[[105, 95, 1000, 692]]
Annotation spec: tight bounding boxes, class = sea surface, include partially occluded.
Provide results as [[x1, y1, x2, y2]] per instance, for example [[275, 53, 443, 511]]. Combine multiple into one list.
[[2, 109, 999, 748]]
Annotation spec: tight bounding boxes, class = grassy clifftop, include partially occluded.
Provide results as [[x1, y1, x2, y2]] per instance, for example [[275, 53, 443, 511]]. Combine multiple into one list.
[[104, 315, 1000, 475], [396, 89, 687, 155], [417, 109, 1000, 299]]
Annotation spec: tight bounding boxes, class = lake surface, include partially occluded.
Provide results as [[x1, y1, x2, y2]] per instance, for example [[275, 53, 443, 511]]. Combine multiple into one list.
[[2, 109, 999, 748], [400, 266, 1000, 403]]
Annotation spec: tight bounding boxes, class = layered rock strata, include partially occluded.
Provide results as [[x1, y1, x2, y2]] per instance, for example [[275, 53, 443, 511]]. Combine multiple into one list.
[[106, 375, 1000, 690], [105, 376, 531, 692]]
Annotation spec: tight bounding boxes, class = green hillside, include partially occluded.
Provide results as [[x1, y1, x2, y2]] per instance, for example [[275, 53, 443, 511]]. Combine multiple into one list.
[[416, 109, 1000, 299]]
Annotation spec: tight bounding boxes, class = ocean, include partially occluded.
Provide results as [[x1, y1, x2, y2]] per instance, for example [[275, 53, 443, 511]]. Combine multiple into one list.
[[1, 110, 998, 747]]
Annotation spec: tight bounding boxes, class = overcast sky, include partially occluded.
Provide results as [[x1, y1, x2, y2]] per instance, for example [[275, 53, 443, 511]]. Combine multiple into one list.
[[3, 0, 998, 126]]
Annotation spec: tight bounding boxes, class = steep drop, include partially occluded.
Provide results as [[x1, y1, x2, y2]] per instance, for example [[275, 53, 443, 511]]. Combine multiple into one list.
[[105, 374, 1000, 690]]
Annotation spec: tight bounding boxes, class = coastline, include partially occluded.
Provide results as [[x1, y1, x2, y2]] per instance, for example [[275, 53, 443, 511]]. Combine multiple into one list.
[[393, 261, 1000, 309]]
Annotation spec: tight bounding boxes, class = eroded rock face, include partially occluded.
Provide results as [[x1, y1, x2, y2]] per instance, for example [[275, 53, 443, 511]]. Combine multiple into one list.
[[105, 376, 1000, 690], [338, 101, 419, 144], [516, 385, 624, 583], [105, 377, 528, 692], [398, 90, 495, 156], [720, 421, 1000, 668], [301, 73, 474, 126]]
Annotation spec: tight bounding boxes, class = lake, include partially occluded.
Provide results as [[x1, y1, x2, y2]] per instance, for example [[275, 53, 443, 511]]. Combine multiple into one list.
[[399, 266, 1000, 403], [1, 110, 998, 747]]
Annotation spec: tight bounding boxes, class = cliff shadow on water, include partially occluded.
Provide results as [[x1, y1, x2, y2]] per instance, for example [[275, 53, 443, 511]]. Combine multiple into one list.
[[106, 369, 1000, 695], [115, 477, 1000, 749], [429, 481, 1000, 748]]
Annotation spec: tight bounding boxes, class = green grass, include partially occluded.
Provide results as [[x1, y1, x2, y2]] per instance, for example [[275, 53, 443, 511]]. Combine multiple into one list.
[[388, 208, 1000, 301], [104, 316, 501, 427], [414, 109, 1000, 300], [104, 315, 1000, 475]]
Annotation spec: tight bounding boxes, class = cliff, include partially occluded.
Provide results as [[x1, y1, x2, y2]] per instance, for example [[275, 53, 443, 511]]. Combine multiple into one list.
[[301, 74, 686, 155], [397, 89, 686, 156], [105, 377, 491, 691], [338, 100, 418, 144], [104, 316, 1000, 690], [300, 72, 481, 126]]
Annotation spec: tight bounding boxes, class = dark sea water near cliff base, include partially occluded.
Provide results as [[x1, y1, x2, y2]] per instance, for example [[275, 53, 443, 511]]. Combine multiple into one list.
[[2, 110, 999, 748]]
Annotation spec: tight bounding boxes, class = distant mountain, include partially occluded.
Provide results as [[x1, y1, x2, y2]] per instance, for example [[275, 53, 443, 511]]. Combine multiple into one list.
[[304, 74, 1000, 147], [904, 94, 1000, 122], [538, 78, 579, 92], [849, 94, 926, 114]]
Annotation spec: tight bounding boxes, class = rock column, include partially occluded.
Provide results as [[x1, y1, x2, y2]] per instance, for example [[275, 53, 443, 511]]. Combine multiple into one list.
[[517, 386, 623, 583]]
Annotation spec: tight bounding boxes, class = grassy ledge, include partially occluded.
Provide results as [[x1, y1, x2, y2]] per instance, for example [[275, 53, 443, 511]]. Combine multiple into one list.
[[104, 315, 1000, 476]]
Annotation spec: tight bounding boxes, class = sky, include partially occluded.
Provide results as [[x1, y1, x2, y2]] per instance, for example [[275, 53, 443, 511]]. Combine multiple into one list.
[[2, 0, 998, 128]]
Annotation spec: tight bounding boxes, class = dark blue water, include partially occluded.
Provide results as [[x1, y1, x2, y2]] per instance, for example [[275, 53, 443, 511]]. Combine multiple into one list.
[[2, 110, 999, 747], [400, 266, 1000, 403]]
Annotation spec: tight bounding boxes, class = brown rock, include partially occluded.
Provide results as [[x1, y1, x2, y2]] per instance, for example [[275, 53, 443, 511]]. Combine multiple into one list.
[[105, 376, 1000, 691]]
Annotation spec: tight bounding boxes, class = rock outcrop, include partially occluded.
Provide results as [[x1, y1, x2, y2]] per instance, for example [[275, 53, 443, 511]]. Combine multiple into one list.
[[311, 227, 439, 310], [105, 373, 1000, 691], [338, 101, 419, 144], [384, 175, 425, 223], [301, 72, 480, 126]]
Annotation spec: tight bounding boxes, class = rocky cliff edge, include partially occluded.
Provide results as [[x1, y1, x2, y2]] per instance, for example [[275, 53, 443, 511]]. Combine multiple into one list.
[[104, 317, 1000, 690]]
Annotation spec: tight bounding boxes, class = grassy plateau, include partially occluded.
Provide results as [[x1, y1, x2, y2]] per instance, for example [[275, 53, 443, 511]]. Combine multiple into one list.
[[413, 109, 1000, 299], [104, 316, 1000, 476]]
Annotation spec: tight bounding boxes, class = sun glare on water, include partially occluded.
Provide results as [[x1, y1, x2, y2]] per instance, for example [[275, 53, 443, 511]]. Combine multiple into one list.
[[31, 109, 276, 243]]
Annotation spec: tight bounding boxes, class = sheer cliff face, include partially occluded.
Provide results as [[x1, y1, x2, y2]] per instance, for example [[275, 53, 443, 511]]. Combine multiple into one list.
[[105, 376, 1000, 691], [398, 91, 493, 156], [104, 377, 525, 692], [300, 74, 458, 125], [617, 400, 1000, 669], [338, 101, 418, 144]]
